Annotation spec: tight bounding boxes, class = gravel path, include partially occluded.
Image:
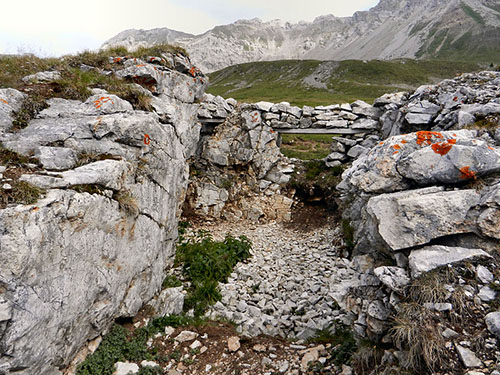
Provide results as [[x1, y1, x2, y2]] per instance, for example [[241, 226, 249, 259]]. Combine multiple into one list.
[[190, 221, 358, 339]]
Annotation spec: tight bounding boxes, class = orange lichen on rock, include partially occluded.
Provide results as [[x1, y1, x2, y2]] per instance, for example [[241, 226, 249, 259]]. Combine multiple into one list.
[[189, 66, 198, 77], [144, 134, 151, 146], [113, 57, 122, 63], [136, 64, 146, 68], [431, 139, 457, 156], [416, 131, 443, 146], [0, 98, 8, 105], [93, 97, 114, 109], [401, 140, 408, 144], [459, 166, 477, 180], [392, 144, 401, 150]]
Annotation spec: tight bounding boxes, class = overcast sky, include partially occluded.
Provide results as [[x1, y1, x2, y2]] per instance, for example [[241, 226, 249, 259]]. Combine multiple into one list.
[[0, 0, 378, 57]]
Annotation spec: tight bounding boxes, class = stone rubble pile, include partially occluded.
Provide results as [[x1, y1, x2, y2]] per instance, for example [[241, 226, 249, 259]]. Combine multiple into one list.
[[203, 223, 358, 339], [0, 52, 206, 375]]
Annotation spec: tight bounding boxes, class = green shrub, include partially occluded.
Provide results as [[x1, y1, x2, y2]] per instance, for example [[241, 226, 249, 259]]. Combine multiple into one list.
[[77, 314, 204, 375], [176, 231, 251, 316]]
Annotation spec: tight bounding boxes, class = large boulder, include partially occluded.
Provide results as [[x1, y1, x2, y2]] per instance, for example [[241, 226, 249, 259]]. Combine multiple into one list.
[[338, 129, 500, 194]]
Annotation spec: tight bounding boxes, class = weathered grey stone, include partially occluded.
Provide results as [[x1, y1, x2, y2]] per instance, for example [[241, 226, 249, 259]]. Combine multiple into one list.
[[0, 57, 204, 375], [150, 287, 184, 316], [442, 328, 459, 339], [373, 267, 410, 292], [325, 152, 347, 162], [347, 145, 368, 158], [253, 101, 273, 112], [457, 111, 475, 128], [405, 112, 433, 125], [0, 88, 26, 132], [0, 297, 12, 322], [22, 71, 61, 84], [367, 300, 390, 321], [366, 188, 480, 251], [330, 142, 346, 153], [270, 102, 291, 113], [409, 246, 492, 278], [35, 147, 78, 171], [374, 92, 407, 107], [351, 100, 382, 119], [423, 302, 453, 311], [406, 100, 440, 115], [477, 207, 500, 240], [455, 345, 482, 368], [485, 311, 500, 339], [476, 265, 494, 284], [114, 362, 139, 375], [478, 286, 497, 302], [351, 118, 379, 130], [338, 129, 497, 194], [326, 119, 349, 128], [398, 138, 500, 185]]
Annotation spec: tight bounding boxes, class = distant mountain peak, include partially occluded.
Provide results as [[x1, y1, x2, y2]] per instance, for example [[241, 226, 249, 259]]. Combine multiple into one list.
[[102, 0, 500, 73]]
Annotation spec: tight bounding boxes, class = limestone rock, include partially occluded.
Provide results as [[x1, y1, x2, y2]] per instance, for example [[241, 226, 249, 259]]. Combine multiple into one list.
[[114, 362, 139, 375], [485, 311, 500, 339], [338, 129, 498, 194], [374, 267, 410, 292], [175, 331, 198, 342], [35, 147, 78, 171], [227, 336, 241, 352], [455, 345, 482, 368], [0, 55, 205, 374], [22, 71, 61, 84], [0, 88, 26, 132], [366, 187, 480, 251], [476, 265, 494, 284], [409, 246, 492, 278]]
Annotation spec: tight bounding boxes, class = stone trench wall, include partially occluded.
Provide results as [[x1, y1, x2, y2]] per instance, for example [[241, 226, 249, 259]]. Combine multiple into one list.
[[337, 70, 500, 345], [0, 54, 206, 375]]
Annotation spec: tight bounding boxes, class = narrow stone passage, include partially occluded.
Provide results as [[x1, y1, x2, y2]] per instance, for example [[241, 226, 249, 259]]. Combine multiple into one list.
[[189, 220, 358, 339]]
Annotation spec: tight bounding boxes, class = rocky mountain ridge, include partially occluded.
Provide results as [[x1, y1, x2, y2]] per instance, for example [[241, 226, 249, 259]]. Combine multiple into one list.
[[102, 0, 500, 72]]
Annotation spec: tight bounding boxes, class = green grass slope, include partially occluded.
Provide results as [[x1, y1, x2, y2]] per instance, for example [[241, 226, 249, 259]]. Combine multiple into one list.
[[206, 59, 482, 106]]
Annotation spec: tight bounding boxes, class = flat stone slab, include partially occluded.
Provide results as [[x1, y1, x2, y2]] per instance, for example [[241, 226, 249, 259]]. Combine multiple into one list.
[[275, 128, 367, 135], [409, 245, 492, 278], [366, 187, 480, 251]]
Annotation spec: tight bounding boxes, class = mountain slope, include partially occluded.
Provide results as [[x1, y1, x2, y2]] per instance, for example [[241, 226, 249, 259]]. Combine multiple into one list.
[[102, 0, 500, 72], [205, 59, 482, 106]]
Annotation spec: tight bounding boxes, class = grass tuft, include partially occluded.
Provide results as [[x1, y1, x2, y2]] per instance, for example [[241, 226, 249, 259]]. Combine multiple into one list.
[[113, 190, 139, 217]]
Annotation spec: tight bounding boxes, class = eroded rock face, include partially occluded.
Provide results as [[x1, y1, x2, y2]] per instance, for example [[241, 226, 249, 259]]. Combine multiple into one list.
[[0, 54, 206, 375]]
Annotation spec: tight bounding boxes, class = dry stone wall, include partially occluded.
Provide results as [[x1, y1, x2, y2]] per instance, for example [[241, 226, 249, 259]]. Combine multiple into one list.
[[337, 70, 500, 345]]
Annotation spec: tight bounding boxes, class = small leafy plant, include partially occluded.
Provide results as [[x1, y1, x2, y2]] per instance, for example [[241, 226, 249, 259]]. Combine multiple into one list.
[[176, 230, 252, 316]]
